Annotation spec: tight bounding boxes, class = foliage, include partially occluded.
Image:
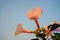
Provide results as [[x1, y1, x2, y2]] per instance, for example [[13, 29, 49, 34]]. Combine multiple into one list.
[[51, 33, 60, 40]]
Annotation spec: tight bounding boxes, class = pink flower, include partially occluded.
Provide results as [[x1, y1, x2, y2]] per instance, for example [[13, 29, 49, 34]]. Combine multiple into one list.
[[26, 7, 42, 20], [15, 24, 32, 36]]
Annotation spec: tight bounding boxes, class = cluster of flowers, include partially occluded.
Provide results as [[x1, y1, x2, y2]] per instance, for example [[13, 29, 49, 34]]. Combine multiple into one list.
[[15, 7, 60, 40]]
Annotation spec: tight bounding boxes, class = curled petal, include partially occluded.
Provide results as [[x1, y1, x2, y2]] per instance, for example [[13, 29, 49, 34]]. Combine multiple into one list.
[[51, 20, 60, 24]]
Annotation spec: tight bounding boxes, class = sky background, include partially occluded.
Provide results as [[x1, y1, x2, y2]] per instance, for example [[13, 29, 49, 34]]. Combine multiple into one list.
[[0, 0, 60, 40]]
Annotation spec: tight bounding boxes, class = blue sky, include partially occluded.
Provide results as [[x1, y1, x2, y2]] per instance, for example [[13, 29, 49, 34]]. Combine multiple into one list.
[[0, 0, 60, 40]]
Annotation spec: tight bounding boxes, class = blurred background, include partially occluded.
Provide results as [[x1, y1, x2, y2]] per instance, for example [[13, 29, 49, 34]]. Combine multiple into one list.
[[0, 0, 60, 40]]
